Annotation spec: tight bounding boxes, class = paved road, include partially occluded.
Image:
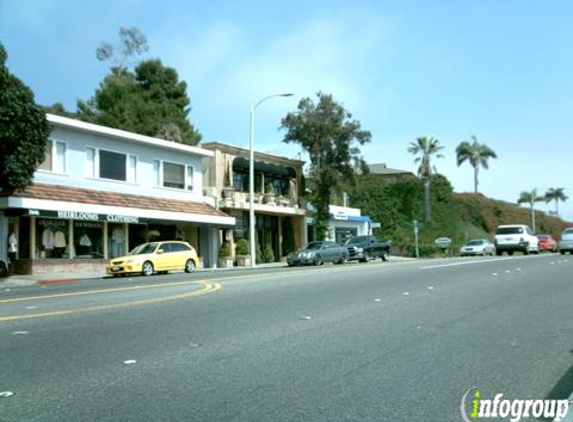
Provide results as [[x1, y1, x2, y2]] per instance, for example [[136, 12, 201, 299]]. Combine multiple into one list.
[[0, 255, 572, 421]]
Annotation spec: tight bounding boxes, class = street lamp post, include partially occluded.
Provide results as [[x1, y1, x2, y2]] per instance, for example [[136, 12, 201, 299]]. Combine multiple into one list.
[[249, 92, 294, 267]]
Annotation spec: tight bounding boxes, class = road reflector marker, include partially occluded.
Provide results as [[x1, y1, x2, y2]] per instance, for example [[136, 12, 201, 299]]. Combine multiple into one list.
[[373, 298, 382, 302], [25, 306, 37, 310], [189, 343, 201, 348], [427, 286, 435, 290], [493, 273, 498, 276], [403, 292, 410, 296], [505, 270, 511, 273], [300, 316, 313, 320], [123, 360, 137, 365]]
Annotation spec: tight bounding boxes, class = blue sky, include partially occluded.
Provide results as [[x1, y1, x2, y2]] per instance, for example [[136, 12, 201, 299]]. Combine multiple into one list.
[[2, 0, 572, 222]]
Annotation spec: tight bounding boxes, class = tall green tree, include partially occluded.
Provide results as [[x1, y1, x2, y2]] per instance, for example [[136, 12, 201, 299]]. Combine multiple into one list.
[[518, 189, 544, 232], [77, 59, 201, 145], [544, 187, 568, 217], [407, 136, 444, 223], [0, 43, 50, 193], [455, 135, 497, 194], [281, 92, 371, 240]]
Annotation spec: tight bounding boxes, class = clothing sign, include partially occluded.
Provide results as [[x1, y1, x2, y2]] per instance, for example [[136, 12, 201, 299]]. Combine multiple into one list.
[[29, 210, 139, 224]]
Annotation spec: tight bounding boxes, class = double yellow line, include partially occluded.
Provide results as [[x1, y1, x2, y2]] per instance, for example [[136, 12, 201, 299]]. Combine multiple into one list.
[[0, 280, 221, 322]]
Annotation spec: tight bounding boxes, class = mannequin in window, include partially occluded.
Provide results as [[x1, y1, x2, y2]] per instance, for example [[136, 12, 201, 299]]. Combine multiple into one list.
[[42, 227, 54, 258], [7, 232, 18, 272], [111, 227, 125, 257], [54, 229, 66, 258]]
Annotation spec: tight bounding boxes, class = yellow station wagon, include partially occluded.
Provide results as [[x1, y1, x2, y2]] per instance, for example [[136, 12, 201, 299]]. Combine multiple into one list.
[[106, 241, 199, 277]]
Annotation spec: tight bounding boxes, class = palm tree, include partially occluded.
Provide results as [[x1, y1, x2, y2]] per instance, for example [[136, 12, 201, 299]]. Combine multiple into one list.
[[517, 189, 544, 232], [456, 136, 497, 194], [544, 188, 568, 217], [407, 136, 444, 223]]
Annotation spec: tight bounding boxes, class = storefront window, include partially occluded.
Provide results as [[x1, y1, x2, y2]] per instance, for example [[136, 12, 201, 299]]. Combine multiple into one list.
[[74, 221, 103, 259], [36, 218, 69, 259], [108, 223, 126, 258]]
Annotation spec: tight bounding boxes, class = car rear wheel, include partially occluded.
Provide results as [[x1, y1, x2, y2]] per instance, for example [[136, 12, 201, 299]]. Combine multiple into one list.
[[185, 259, 196, 273], [336, 254, 348, 265], [142, 261, 154, 276], [496, 250, 502, 256], [508, 250, 514, 256], [381, 250, 389, 261], [523, 245, 530, 255]]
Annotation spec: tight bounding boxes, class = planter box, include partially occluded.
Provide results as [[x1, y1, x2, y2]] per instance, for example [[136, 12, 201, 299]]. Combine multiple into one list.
[[218, 257, 234, 268], [236, 255, 252, 267], [222, 188, 235, 200]]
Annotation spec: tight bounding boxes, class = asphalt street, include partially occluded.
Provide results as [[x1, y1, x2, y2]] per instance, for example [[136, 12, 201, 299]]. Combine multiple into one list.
[[0, 255, 572, 422]]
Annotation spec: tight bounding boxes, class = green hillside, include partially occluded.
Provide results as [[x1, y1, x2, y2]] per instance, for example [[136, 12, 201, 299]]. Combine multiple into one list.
[[348, 174, 571, 257]]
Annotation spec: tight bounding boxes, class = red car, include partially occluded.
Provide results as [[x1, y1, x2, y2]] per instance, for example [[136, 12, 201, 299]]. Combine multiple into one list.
[[537, 234, 557, 252]]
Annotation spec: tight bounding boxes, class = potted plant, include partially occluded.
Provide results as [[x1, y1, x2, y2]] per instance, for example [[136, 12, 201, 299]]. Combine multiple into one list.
[[235, 238, 251, 266], [263, 243, 275, 263], [218, 242, 234, 268], [277, 195, 290, 206], [263, 182, 276, 205]]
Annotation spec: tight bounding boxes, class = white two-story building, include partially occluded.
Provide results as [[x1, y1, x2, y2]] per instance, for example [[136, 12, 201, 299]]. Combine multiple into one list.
[[0, 114, 235, 275]]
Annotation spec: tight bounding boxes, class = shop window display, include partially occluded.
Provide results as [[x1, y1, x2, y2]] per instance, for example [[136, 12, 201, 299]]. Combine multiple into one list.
[[74, 221, 103, 259], [36, 219, 69, 259], [108, 223, 126, 258]]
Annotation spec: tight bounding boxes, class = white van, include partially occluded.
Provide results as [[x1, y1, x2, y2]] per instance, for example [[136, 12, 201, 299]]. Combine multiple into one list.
[[494, 224, 539, 255]]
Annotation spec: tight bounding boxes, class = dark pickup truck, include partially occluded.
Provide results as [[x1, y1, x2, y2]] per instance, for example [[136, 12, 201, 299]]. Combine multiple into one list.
[[345, 235, 391, 262]]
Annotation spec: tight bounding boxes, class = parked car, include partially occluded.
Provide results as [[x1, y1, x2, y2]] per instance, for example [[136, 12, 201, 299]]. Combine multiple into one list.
[[459, 239, 496, 256], [559, 228, 573, 254], [345, 235, 390, 262], [537, 234, 558, 253], [494, 224, 539, 255], [287, 241, 348, 266], [106, 241, 199, 276]]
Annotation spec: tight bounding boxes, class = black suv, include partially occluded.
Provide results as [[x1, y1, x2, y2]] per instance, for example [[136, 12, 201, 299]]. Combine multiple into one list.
[[345, 235, 390, 262]]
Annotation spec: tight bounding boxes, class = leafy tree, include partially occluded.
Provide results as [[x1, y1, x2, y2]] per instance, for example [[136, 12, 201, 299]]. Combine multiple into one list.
[[96, 26, 149, 68], [544, 188, 568, 217], [77, 59, 201, 145], [0, 43, 50, 193], [407, 136, 444, 223], [42, 102, 77, 118], [455, 135, 497, 194], [517, 189, 544, 232], [281, 92, 371, 239]]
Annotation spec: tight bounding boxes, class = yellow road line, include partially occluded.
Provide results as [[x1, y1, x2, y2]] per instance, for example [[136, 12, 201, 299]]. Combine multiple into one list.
[[0, 281, 221, 322], [0, 279, 208, 303]]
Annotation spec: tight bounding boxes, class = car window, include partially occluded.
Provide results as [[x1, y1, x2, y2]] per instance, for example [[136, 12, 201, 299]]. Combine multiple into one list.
[[130, 243, 158, 255], [307, 242, 323, 250], [170, 243, 190, 252], [496, 227, 523, 235], [563, 228, 573, 235], [346, 236, 367, 245], [537, 235, 548, 240], [467, 240, 484, 246], [161, 243, 173, 253]]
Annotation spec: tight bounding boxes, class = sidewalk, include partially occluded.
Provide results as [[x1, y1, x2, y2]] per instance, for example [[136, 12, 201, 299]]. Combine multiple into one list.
[[0, 262, 288, 288]]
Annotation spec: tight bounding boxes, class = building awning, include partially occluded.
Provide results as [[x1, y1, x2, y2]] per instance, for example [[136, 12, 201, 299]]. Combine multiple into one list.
[[330, 214, 371, 223], [232, 157, 296, 178], [1, 183, 235, 228]]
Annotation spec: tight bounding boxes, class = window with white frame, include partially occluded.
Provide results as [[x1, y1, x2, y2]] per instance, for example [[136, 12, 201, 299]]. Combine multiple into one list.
[[153, 160, 194, 190], [38, 140, 66, 173], [85, 147, 137, 183]]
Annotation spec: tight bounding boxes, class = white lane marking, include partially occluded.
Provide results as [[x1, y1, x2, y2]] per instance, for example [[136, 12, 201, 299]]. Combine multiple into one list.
[[373, 298, 382, 302], [403, 292, 410, 296], [300, 316, 313, 320], [427, 286, 435, 290], [421, 256, 536, 269], [10, 331, 29, 335], [25, 306, 38, 310], [0, 391, 14, 397], [123, 360, 137, 365], [505, 270, 511, 274], [493, 273, 499, 276]]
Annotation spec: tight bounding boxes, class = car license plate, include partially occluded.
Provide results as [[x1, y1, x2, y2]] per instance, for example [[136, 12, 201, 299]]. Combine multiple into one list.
[[112, 266, 121, 272]]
